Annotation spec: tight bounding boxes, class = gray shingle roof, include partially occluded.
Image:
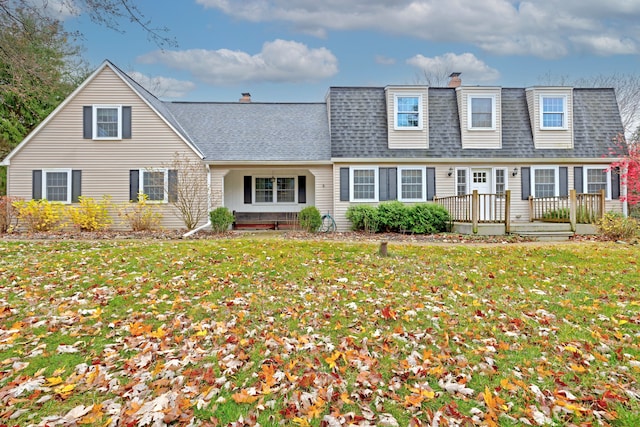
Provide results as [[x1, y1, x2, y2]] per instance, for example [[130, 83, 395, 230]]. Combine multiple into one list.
[[163, 102, 331, 161], [329, 86, 624, 159]]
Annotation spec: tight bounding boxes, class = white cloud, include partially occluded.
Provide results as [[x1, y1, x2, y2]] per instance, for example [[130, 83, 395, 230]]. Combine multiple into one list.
[[128, 72, 196, 99], [195, 0, 640, 58], [137, 39, 338, 85], [407, 53, 500, 84]]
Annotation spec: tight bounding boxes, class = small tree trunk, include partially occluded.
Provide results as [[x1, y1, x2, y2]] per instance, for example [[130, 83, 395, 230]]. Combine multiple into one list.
[[379, 241, 388, 257]]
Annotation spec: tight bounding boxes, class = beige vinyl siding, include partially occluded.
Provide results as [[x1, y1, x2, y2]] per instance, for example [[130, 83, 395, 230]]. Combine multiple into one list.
[[7, 66, 202, 230], [309, 166, 333, 217], [385, 86, 429, 149], [526, 87, 573, 149], [456, 87, 502, 149]]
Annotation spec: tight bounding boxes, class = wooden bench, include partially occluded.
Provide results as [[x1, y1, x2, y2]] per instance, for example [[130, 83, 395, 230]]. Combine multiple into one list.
[[232, 211, 299, 230]]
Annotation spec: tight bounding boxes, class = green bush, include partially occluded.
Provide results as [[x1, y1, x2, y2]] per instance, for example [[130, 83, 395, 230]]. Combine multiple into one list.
[[377, 200, 409, 232], [209, 207, 235, 233], [542, 207, 570, 221], [298, 206, 322, 232], [13, 199, 65, 232], [405, 203, 450, 234], [345, 205, 379, 233], [596, 212, 638, 241]]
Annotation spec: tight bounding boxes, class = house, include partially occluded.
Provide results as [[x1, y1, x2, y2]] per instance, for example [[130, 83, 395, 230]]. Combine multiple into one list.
[[1, 61, 626, 234]]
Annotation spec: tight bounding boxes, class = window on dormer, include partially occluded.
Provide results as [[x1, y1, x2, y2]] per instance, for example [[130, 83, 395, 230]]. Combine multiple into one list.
[[394, 95, 422, 129], [469, 96, 495, 129], [541, 96, 567, 129]]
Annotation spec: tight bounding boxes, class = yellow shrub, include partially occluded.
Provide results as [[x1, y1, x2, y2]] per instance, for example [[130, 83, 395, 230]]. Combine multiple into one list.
[[13, 199, 65, 232], [118, 193, 162, 231], [67, 196, 112, 231], [596, 212, 639, 241]]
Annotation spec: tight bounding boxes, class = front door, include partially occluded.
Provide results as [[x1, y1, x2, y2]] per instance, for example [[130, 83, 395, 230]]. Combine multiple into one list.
[[470, 169, 492, 220]]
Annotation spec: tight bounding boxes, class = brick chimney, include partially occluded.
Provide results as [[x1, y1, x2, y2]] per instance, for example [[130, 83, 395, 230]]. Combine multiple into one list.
[[239, 92, 252, 103], [448, 72, 462, 88]]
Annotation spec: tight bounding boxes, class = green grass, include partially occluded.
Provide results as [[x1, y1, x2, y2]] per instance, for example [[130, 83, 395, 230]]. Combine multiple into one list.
[[0, 238, 638, 426]]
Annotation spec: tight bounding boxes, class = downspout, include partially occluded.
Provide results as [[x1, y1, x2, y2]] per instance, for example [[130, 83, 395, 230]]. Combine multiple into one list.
[[622, 164, 628, 217], [182, 164, 212, 238]]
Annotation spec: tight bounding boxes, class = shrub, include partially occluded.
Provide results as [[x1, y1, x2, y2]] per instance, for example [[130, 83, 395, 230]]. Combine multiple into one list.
[[405, 203, 450, 234], [596, 212, 639, 241], [298, 206, 322, 232], [542, 208, 570, 221], [13, 199, 65, 232], [0, 196, 20, 233], [209, 207, 235, 233], [345, 205, 379, 233], [377, 201, 409, 232], [118, 193, 162, 231], [67, 196, 112, 231]]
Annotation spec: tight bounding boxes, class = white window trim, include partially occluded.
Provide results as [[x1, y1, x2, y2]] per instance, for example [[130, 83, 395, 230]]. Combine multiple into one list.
[[455, 167, 469, 196], [350, 166, 379, 202], [539, 95, 568, 130], [467, 94, 496, 130], [492, 167, 508, 196], [393, 94, 423, 131], [583, 166, 611, 200], [140, 168, 168, 203], [253, 176, 298, 205], [531, 166, 559, 198], [93, 104, 123, 140], [42, 169, 72, 204], [398, 166, 426, 202]]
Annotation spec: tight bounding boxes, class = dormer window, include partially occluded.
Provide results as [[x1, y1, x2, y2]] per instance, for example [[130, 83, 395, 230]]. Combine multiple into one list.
[[468, 95, 495, 129], [540, 95, 567, 129], [394, 95, 422, 130]]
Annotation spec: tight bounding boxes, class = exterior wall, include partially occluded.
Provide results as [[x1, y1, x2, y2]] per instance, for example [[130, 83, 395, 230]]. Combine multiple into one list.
[[456, 87, 502, 149], [308, 166, 333, 217], [384, 86, 429, 149], [6, 66, 202, 231], [526, 87, 574, 149]]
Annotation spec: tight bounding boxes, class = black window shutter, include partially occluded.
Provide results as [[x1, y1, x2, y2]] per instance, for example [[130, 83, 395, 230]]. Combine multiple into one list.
[[122, 106, 132, 139], [559, 167, 568, 197], [71, 170, 82, 203], [168, 169, 178, 202], [426, 167, 436, 201], [521, 167, 531, 200], [83, 106, 92, 139], [129, 170, 139, 202], [244, 176, 252, 204], [298, 176, 306, 203], [32, 170, 42, 200], [339, 168, 349, 201], [379, 168, 389, 201], [388, 168, 397, 200], [611, 167, 620, 199], [574, 167, 583, 193]]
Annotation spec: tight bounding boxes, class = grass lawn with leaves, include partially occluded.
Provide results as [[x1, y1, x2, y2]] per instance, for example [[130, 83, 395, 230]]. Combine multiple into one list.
[[0, 238, 638, 426]]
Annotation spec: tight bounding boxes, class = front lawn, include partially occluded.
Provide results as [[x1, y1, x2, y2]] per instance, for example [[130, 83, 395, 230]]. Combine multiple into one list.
[[0, 239, 638, 426]]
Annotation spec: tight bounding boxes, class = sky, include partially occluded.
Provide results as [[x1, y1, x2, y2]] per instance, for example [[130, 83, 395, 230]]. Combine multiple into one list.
[[58, 0, 640, 103]]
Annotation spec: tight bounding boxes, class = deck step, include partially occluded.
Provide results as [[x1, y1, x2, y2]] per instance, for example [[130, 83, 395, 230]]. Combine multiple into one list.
[[509, 222, 574, 241]]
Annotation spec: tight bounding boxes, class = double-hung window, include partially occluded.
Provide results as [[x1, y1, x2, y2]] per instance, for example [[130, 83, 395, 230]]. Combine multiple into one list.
[[43, 169, 72, 203], [351, 167, 378, 202], [398, 167, 425, 201], [140, 169, 168, 202], [93, 105, 122, 139], [468, 96, 495, 129], [532, 167, 558, 198], [394, 95, 422, 130], [255, 177, 296, 203], [584, 167, 610, 198], [540, 96, 567, 129]]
